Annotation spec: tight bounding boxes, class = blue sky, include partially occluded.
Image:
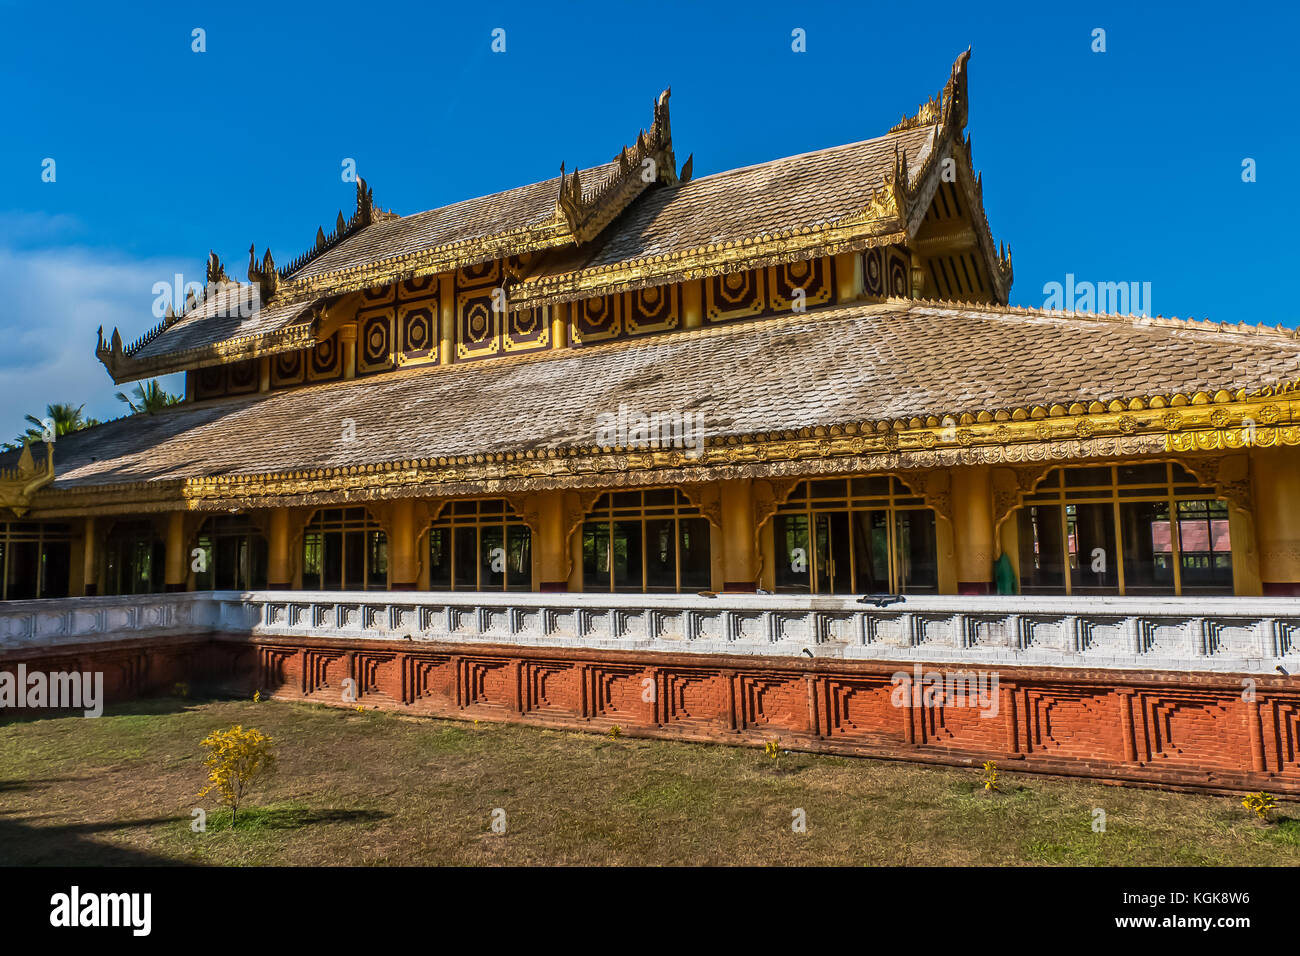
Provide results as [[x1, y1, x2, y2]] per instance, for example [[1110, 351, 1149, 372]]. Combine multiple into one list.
[[1, 0, 1295, 440]]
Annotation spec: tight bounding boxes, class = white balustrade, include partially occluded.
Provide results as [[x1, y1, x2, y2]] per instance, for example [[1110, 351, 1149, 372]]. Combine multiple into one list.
[[2, 590, 1299, 674]]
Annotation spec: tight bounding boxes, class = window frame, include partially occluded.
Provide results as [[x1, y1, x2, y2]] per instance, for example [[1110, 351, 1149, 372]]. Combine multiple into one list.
[[194, 515, 268, 591], [427, 498, 533, 592], [0, 521, 75, 601], [301, 507, 387, 591], [1016, 462, 1234, 596], [772, 477, 938, 595], [581, 489, 712, 593]]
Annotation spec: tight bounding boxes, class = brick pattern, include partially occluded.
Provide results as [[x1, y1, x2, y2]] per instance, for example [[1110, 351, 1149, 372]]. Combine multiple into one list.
[[7, 627, 1300, 795], [214, 636, 1300, 794]]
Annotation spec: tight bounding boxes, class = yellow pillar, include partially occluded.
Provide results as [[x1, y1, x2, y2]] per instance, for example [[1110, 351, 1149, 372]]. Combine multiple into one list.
[[258, 356, 271, 392], [389, 498, 419, 590], [80, 516, 96, 596], [683, 281, 703, 329], [936, 518, 957, 594], [950, 466, 995, 594], [834, 252, 862, 302], [1254, 445, 1300, 595], [720, 478, 757, 591], [439, 276, 455, 365], [339, 324, 358, 380], [536, 490, 569, 591], [1228, 507, 1262, 596], [757, 520, 774, 593], [550, 303, 569, 350], [268, 508, 293, 589], [164, 511, 188, 593], [567, 519, 584, 592]]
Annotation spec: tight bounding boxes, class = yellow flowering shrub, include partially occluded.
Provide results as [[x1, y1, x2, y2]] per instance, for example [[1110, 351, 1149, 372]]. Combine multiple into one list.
[[1242, 791, 1276, 820], [197, 725, 276, 824]]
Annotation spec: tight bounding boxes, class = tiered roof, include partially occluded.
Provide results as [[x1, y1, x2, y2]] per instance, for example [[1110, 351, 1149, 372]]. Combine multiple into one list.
[[7, 47, 1285, 519], [18, 300, 1300, 514], [95, 51, 1012, 383]]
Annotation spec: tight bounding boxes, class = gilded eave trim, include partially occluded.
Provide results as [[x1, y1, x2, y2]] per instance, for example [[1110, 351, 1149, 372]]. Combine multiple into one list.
[[23, 385, 1299, 518], [509, 222, 909, 309], [104, 320, 319, 384]]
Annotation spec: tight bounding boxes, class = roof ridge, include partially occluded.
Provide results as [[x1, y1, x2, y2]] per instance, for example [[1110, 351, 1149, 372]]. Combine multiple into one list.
[[903, 296, 1300, 344], [678, 125, 936, 189]]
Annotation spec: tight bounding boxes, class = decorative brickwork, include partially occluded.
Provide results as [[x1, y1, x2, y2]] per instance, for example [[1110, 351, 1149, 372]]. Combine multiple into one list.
[[5, 591, 1300, 795]]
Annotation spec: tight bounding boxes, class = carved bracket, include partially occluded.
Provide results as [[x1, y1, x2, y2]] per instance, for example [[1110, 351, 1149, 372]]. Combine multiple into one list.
[[750, 477, 801, 585], [897, 468, 954, 526], [1180, 453, 1253, 516], [991, 464, 1056, 534], [680, 482, 723, 531], [559, 489, 604, 580]]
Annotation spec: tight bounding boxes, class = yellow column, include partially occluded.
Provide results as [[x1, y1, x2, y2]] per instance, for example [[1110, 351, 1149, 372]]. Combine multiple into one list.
[[683, 281, 703, 330], [439, 276, 455, 365], [757, 521, 775, 593], [164, 512, 188, 593], [536, 490, 569, 591], [339, 324, 358, 380], [81, 516, 97, 596], [720, 478, 757, 591], [834, 252, 862, 302], [1254, 445, 1300, 595], [258, 356, 271, 392], [268, 508, 293, 589], [950, 466, 995, 594], [389, 498, 419, 590], [1228, 507, 1262, 596], [936, 518, 957, 594], [550, 303, 569, 350], [567, 521, 584, 592]]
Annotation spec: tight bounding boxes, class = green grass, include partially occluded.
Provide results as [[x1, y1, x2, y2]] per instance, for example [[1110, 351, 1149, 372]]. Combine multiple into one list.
[[1, 697, 1297, 866]]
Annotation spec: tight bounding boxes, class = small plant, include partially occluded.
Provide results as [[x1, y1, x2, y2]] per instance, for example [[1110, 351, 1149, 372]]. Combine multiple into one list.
[[172, 681, 190, 698], [252, 690, 261, 703], [764, 739, 780, 760], [981, 760, 1000, 792], [1242, 791, 1277, 821], [197, 725, 276, 825], [609, 725, 622, 739]]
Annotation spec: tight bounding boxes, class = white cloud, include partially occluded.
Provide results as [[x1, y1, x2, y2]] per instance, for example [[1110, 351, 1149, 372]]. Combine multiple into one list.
[[0, 240, 187, 442]]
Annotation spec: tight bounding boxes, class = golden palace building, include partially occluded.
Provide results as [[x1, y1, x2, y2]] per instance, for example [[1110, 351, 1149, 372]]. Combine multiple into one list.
[[4, 51, 1300, 606]]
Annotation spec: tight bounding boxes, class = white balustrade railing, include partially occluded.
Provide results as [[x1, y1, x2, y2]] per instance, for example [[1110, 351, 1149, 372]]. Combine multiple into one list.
[[0, 592, 219, 651], [2, 590, 1300, 674]]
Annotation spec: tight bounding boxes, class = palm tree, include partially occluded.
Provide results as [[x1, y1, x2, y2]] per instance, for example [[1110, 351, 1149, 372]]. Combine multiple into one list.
[[8, 402, 100, 448], [115, 380, 182, 415]]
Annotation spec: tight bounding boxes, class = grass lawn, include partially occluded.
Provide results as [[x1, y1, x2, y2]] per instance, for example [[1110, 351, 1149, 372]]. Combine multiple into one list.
[[2, 697, 1297, 866]]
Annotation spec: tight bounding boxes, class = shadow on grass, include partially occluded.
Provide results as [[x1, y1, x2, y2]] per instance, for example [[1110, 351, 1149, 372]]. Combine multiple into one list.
[[0, 814, 190, 866], [203, 804, 390, 833], [0, 691, 247, 728], [0, 804, 392, 864], [0, 777, 85, 794]]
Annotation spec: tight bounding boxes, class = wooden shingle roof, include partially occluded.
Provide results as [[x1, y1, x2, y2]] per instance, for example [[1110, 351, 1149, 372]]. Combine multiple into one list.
[[36, 300, 1300, 496]]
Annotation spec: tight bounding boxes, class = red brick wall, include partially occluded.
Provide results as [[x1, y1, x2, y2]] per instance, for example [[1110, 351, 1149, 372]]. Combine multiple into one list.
[[5, 635, 1299, 795]]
